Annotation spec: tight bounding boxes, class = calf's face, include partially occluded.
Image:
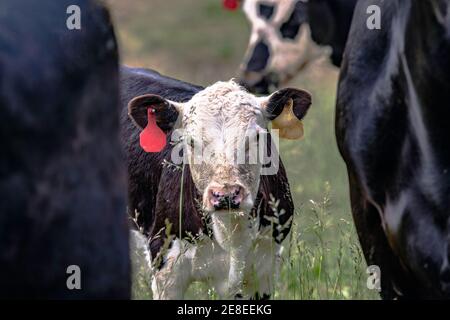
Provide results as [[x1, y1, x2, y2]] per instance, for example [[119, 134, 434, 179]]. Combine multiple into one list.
[[128, 80, 311, 214]]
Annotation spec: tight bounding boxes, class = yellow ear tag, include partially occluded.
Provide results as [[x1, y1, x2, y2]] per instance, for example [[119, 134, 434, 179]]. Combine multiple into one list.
[[271, 98, 304, 140]]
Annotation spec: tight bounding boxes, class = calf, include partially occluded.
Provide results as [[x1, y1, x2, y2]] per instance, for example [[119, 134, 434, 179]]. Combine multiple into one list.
[[336, 0, 450, 299], [121, 67, 311, 299], [0, 0, 130, 298], [235, 0, 357, 93]]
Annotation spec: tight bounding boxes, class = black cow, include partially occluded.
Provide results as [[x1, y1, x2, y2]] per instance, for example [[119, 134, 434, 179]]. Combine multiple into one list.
[[238, 0, 358, 93], [0, 0, 130, 299], [336, 0, 450, 299]]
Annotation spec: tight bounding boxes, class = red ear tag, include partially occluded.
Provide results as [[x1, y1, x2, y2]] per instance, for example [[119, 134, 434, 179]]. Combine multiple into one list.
[[223, 0, 239, 11], [139, 108, 167, 153]]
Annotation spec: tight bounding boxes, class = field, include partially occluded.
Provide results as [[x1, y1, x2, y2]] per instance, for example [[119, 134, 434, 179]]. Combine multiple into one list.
[[107, 0, 379, 300]]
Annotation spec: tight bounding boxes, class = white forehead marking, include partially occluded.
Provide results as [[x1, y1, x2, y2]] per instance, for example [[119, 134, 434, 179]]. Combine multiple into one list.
[[183, 80, 262, 126], [182, 80, 265, 159]]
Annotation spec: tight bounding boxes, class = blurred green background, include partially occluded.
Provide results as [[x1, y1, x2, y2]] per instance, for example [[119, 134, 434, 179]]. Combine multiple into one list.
[[107, 0, 378, 300]]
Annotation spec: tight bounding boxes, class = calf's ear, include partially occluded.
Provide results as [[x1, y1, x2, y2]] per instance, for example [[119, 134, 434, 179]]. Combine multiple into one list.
[[127, 94, 183, 132], [260, 88, 311, 139]]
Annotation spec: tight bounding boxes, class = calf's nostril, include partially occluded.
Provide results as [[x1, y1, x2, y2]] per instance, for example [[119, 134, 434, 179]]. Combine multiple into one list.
[[211, 190, 224, 199]]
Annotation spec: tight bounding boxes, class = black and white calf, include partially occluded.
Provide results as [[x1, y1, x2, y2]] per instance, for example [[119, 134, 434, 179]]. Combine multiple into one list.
[[237, 0, 357, 93], [121, 67, 311, 299], [336, 0, 450, 299], [0, 0, 130, 298]]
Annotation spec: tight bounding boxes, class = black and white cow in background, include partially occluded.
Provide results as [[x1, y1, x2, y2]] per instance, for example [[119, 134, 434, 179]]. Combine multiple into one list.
[[336, 0, 450, 299], [236, 0, 358, 94], [0, 0, 130, 298], [121, 66, 311, 299]]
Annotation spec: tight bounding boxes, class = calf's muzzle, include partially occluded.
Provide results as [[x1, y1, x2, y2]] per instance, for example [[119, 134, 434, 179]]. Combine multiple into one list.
[[207, 185, 245, 210]]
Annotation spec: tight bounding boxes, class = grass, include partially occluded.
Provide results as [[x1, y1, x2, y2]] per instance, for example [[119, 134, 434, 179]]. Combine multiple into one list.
[[107, 0, 379, 300], [130, 184, 378, 300], [277, 183, 376, 299]]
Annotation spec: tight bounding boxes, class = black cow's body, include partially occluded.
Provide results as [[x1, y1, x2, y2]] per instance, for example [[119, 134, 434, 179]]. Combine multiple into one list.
[[336, 0, 450, 299], [0, 0, 130, 298], [120, 67, 294, 260]]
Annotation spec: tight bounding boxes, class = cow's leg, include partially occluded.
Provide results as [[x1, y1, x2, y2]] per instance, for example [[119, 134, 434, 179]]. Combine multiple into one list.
[[248, 262, 276, 300], [245, 238, 281, 300], [228, 245, 249, 298], [256, 244, 282, 300], [211, 213, 255, 298], [348, 171, 421, 299], [151, 239, 192, 300]]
